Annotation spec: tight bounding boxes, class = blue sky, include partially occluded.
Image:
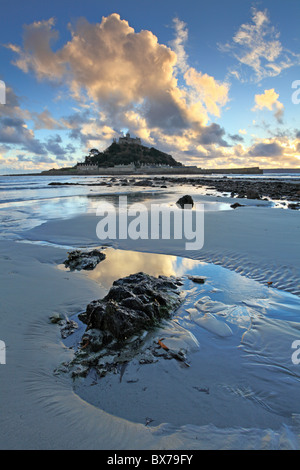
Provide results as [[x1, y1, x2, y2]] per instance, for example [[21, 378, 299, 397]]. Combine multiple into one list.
[[0, 0, 300, 173]]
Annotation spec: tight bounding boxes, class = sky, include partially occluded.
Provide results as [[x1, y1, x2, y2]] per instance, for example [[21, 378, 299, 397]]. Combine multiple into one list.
[[0, 0, 300, 174]]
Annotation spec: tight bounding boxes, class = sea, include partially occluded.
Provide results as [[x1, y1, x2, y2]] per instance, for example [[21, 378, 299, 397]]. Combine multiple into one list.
[[0, 170, 299, 239]]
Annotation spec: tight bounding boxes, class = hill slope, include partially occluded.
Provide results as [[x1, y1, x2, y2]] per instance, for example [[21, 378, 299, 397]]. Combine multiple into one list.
[[80, 142, 182, 168]]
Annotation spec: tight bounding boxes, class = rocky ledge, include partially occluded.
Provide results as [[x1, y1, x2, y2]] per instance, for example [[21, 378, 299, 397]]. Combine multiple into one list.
[[80, 272, 182, 344], [54, 272, 184, 378]]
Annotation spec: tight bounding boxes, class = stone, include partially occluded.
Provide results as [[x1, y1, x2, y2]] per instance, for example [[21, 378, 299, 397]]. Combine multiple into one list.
[[82, 272, 182, 345], [176, 195, 194, 208], [246, 189, 260, 200], [133, 179, 153, 186], [64, 249, 106, 270], [56, 273, 188, 379], [49, 312, 63, 324]]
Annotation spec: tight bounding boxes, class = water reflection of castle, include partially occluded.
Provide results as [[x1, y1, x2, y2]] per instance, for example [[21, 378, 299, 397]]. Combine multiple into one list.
[[113, 132, 141, 145]]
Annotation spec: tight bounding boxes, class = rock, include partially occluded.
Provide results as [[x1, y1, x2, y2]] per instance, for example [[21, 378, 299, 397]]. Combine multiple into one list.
[[82, 272, 182, 345], [138, 349, 156, 364], [58, 272, 184, 380], [230, 202, 244, 209], [49, 312, 63, 324], [50, 313, 78, 338], [176, 195, 194, 208], [60, 318, 78, 339], [64, 249, 106, 271], [288, 203, 300, 210], [246, 189, 260, 200], [133, 179, 153, 186], [48, 182, 78, 186]]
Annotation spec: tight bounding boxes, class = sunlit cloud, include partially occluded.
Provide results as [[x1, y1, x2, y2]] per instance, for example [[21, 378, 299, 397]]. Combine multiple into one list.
[[7, 14, 230, 149], [1, 10, 300, 172], [252, 88, 284, 124], [6, 18, 66, 80], [169, 17, 189, 74], [184, 68, 229, 119], [32, 109, 66, 130]]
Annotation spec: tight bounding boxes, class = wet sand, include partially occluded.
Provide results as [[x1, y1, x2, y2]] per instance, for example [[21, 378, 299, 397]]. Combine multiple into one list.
[[0, 190, 300, 450]]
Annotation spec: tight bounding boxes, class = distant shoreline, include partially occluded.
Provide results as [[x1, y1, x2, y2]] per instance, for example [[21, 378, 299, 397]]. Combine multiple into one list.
[[1, 167, 300, 177]]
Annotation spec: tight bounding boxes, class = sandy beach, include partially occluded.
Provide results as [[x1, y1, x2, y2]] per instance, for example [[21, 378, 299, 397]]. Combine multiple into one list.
[[0, 176, 300, 450], [2, 0, 300, 452]]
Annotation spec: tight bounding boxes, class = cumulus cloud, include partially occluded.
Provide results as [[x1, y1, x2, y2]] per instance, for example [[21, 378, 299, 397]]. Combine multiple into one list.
[[0, 115, 46, 154], [0, 85, 30, 121], [7, 13, 230, 149], [181, 136, 299, 170], [44, 134, 67, 156], [220, 7, 300, 83], [252, 88, 284, 123], [6, 18, 66, 80], [0, 83, 80, 165], [184, 68, 229, 119], [5, 12, 299, 171], [32, 109, 65, 130], [198, 123, 229, 147], [0, 85, 47, 156], [229, 134, 244, 142], [248, 141, 283, 157], [169, 17, 189, 74]]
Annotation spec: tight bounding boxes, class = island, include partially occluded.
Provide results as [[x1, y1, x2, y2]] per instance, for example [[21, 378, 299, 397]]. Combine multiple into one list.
[[41, 132, 263, 176]]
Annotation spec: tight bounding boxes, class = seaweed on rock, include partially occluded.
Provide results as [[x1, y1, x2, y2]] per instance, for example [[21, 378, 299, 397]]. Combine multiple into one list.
[[55, 272, 184, 379]]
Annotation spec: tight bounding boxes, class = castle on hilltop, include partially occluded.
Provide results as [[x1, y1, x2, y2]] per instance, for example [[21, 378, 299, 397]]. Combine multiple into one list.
[[113, 132, 141, 145]]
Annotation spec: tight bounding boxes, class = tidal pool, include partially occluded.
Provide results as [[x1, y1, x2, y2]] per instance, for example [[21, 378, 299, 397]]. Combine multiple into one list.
[[59, 248, 300, 430]]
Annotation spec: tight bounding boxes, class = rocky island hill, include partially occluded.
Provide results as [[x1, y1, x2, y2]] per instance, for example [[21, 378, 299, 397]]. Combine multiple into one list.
[[80, 138, 182, 169], [41, 133, 263, 175]]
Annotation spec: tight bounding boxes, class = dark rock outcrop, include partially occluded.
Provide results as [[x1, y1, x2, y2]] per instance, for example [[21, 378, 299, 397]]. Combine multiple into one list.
[[246, 189, 260, 200], [53, 273, 196, 379], [176, 195, 194, 208], [79, 272, 182, 346], [133, 179, 153, 186]]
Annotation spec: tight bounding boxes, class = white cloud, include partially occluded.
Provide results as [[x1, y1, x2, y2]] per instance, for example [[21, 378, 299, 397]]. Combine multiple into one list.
[[169, 17, 189, 74], [220, 7, 300, 82], [7, 14, 230, 149], [252, 88, 284, 124], [184, 68, 229, 118], [6, 13, 299, 171]]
